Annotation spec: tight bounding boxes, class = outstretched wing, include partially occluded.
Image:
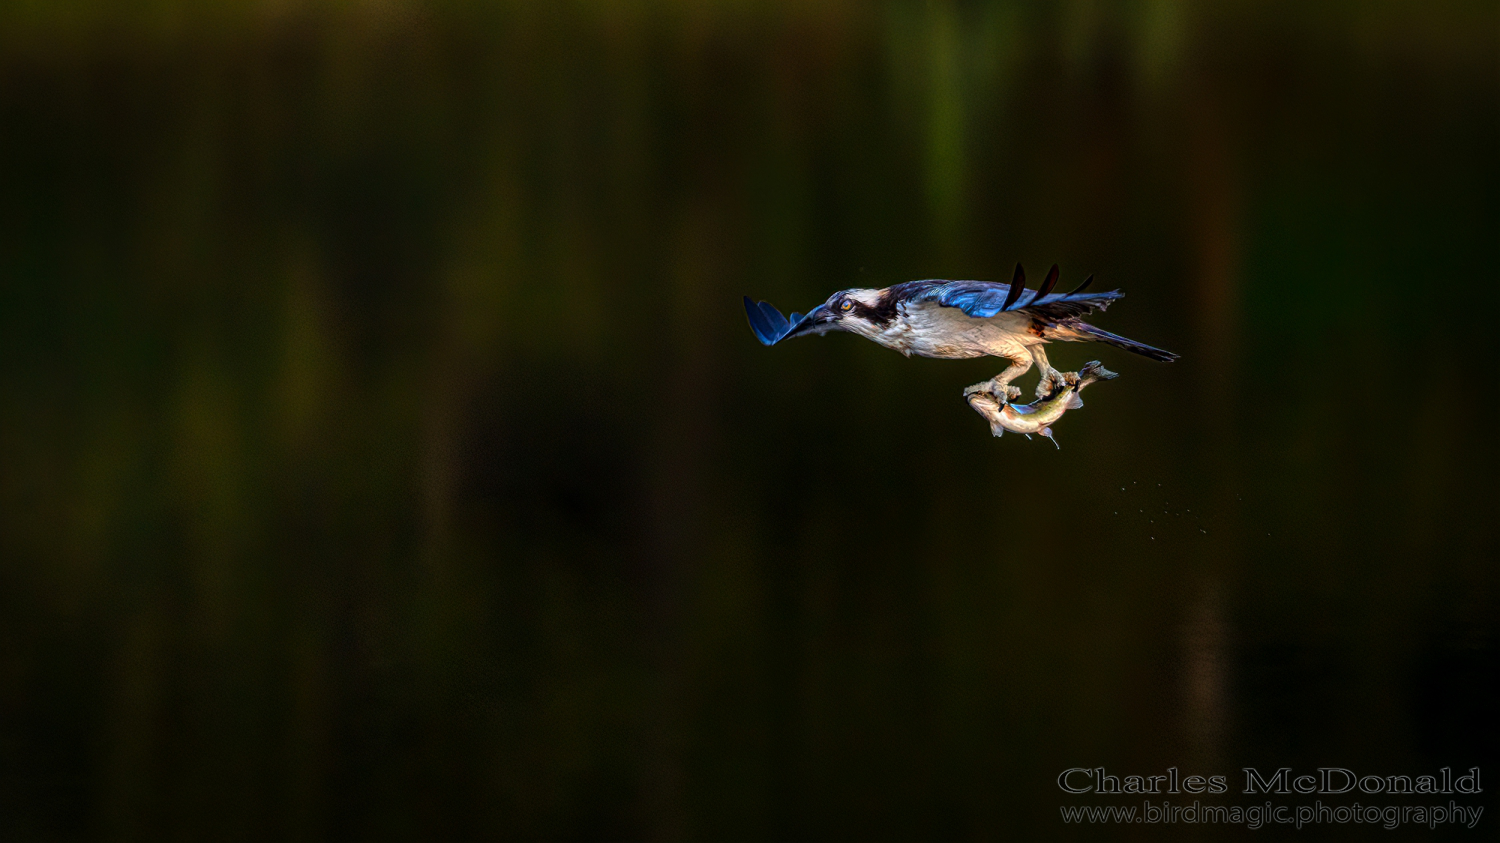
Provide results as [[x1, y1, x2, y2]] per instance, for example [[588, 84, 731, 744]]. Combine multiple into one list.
[[893, 263, 1122, 322]]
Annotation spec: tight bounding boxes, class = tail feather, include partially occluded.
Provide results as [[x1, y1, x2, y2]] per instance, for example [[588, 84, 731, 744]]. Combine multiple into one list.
[[1066, 323, 1179, 362]]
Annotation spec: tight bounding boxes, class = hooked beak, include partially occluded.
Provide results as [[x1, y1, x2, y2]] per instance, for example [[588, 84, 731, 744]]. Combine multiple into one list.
[[743, 298, 838, 346], [779, 304, 836, 341]]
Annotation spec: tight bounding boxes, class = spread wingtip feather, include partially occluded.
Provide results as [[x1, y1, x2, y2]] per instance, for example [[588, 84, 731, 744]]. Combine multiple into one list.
[[1029, 263, 1059, 306], [1002, 263, 1026, 311], [1066, 274, 1094, 296]]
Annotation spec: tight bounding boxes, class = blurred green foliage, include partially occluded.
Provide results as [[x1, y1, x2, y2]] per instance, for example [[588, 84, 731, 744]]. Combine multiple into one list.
[[0, 1, 1495, 840]]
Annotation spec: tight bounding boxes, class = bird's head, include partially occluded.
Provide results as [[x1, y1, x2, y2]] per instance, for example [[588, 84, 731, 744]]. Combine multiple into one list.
[[779, 288, 885, 341], [743, 288, 890, 346]]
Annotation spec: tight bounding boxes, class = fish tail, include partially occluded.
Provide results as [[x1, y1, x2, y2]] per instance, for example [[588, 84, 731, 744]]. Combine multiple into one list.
[[1075, 360, 1119, 387]]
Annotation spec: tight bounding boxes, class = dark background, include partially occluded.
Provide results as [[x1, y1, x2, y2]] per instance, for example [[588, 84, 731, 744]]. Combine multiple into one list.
[[1, 2, 1495, 840]]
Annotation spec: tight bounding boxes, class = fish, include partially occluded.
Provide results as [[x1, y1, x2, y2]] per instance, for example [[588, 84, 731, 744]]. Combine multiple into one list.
[[965, 360, 1117, 447]]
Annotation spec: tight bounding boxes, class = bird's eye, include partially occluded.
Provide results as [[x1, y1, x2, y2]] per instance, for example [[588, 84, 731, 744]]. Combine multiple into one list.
[[840, 299, 854, 312]]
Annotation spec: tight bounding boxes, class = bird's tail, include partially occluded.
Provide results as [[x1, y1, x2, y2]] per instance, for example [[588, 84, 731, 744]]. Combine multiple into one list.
[[1065, 322, 1179, 362]]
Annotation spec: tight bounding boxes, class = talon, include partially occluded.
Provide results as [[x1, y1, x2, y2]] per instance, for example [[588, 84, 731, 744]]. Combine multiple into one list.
[[1036, 367, 1067, 398], [967, 379, 1020, 405]]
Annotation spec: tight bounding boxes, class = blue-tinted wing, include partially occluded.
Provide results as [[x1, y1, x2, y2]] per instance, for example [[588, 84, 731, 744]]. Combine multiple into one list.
[[944, 283, 1014, 318], [897, 279, 1022, 318], [894, 263, 1124, 321]]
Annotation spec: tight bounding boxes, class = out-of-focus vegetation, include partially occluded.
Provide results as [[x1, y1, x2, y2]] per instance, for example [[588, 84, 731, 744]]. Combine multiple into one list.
[[0, 2, 1495, 839]]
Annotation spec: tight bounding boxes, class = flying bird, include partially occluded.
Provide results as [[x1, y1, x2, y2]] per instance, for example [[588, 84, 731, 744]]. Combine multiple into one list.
[[744, 264, 1177, 401]]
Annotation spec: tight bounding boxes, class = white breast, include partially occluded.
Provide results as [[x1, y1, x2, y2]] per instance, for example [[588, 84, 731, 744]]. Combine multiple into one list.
[[890, 303, 1035, 360]]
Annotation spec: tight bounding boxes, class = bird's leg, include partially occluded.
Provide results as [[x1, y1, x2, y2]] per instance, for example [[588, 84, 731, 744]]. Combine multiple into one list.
[[1029, 345, 1065, 399], [963, 353, 1030, 403]]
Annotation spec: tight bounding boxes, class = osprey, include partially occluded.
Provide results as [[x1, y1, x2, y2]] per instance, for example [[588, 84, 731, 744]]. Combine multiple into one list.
[[744, 264, 1177, 401]]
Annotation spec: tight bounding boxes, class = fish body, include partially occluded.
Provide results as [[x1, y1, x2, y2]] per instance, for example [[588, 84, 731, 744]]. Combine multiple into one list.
[[966, 361, 1117, 447]]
